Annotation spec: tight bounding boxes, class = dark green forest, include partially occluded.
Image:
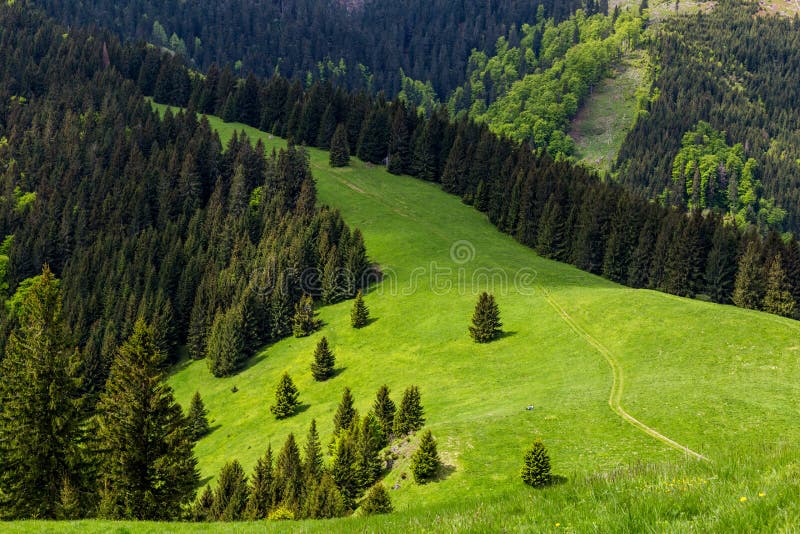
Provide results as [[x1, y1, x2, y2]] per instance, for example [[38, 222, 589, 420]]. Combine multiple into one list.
[[616, 1, 800, 233], [32, 0, 588, 97]]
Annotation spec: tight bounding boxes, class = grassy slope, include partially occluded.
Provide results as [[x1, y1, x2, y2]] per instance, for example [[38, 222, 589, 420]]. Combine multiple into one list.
[[13, 107, 800, 532]]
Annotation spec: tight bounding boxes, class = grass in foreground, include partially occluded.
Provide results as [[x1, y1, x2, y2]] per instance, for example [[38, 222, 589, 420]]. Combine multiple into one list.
[[12, 104, 799, 532]]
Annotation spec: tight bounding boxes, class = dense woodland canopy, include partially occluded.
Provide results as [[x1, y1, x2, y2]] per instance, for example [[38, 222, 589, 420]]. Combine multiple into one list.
[[32, 0, 587, 97], [616, 1, 800, 233]]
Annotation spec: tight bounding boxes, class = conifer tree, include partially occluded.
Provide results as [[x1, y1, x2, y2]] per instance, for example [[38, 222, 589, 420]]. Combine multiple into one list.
[[333, 387, 358, 437], [316, 104, 337, 149], [329, 124, 350, 167], [210, 460, 249, 521], [360, 483, 393, 515], [303, 419, 325, 485], [245, 445, 275, 520], [187, 391, 210, 441], [311, 336, 336, 381], [732, 241, 765, 310], [0, 267, 86, 519], [304, 472, 346, 519], [206, 306, 246, 377], [192, 485, 215, 522], [704, 224, 739, 304], [393, 385, 425, 436], [372, 385, 396, 442], [96, 319, 199, 519], [331, 430, 360, 509], [520, 439, 551, 488], [469, 292, 502, 343], [410, 430, 441, 483], [292, 294, 319, 337], [271, 372, 301, 419], [763, 254, 796, 317], [355, 414, 385, 489], [350, 289, 370, 328], [275, 433, 304, 513]]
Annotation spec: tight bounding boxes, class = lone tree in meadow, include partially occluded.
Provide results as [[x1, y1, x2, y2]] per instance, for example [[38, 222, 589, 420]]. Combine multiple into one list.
[[360, 483, 393, 515], [410, 430, 441, 483], [520, 438, 551, 488], [292, 294, 319, 337], [393, 385, 424, 436], [329, 123, 350, 167], [187, 391, 210, 441], [311, 336, 336, 381], [469, 291, 502, 343], [270, 372, 300, 419], [350, 289, 369, 328]]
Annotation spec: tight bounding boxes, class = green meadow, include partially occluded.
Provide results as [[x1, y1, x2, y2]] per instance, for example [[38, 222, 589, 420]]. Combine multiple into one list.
[[13, 106, 800, 532]]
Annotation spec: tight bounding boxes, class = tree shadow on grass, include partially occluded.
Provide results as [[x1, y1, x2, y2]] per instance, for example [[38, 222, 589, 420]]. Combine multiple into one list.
[[240, 351, 268, 372], [428, 464, 456, 483], [294, 403, 311, 416], [203, 424, 222, 437], [547, 474, 568, 486], [496, 330, 518, 340], [330, 366, 348, 379], [197, 475, 213, 488]]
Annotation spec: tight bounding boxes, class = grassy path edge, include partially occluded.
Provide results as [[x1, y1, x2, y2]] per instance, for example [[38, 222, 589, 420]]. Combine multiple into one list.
[[540, 286, 709, 461]]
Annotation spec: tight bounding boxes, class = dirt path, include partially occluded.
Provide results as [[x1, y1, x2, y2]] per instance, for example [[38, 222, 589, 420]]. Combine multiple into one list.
[[540, 287, 709, 461]]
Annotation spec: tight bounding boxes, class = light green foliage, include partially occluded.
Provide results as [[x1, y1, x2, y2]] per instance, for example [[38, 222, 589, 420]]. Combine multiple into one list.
[[13, 186, 35, 212], [6, 273, 55, 317], [398, 70, 438, 115]]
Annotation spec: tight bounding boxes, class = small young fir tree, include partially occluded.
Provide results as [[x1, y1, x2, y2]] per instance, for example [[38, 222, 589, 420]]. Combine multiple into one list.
[[360, 483, 393, 515], [350, 289, 369, 328], [469, 291, 502, 343], [187, 391, 210, 441], [329, 123, 351, 167], [520, 438, 551, 488], [311, 336, 336, 381], [393, 385, 425, 436], [410, 430, 441, 483], [270, 372, 300, 419]]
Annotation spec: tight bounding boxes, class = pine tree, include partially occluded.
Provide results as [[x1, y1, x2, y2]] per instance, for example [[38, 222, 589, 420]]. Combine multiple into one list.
[[333, 387, 358, 437], [331, 430, 360, 508], [311, 337, 336, 381], [206, 306, 246, 377], [520, 439, 551, 488], [350, 289, 370, 328], [187, 391, 210, 441], [191, 485, 215, 522], [303, 419, 324, 485], [245, 445, 275, 520], [763, 254, 796, 317], [393, 385, 425, 436], [304, 472, 346, 519], [372, 385, 396, 442], [410, 430, 441, 483], [210, 460, 249, 521], [316, 104, 337, 149], [705, 224, 739, 304], [360, 483, 393, 515], [0, 267, 86, 519], [329, 124, 350, 167], [275, 433, 304, 513], [271, 372, 301, 419], [733, 241, 765, 310], [96, 319, 199, 519], [355, 414, 384, 489], [468, 292, 502, 343], [292, 294, 319, 337]]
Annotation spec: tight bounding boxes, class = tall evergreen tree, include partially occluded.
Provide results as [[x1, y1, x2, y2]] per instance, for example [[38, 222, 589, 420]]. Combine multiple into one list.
[[303, 419, 325, 485], [96, 319, 199, 519], [732, 241, 765, 310], [333, 387, 358, 437], [469, 292, 502, 343], [350, 289, 369, 328], [410, 430, 441, 483], [0, 267, 86, 519], [292, 294, 319, 337], [206, 306, 246, 377], [372, 385, 396, 442], [270, 372, 301, 419], [329, 123, 351, 167], [210, 460, 249, 521], [304, 472, 346, 519], [245, 445, 275, 520], [763, 254, 796, 317], [187, 391, 210, 441], [704, 223, 739, 303], [355, 414, 384, 489], [520, 438, 551, 488], [275, 433, 304, 513], [311, 337, 336, 381], [393, 385, 425, 436], [331, 429, 360, 509]]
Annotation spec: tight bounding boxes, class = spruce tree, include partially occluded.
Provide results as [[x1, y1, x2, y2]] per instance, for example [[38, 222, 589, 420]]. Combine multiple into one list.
[[304, 472, 346, 519], [96, 319, 199, 519], [360, 483, 393, 515], [206, 306, 246, 377], [303, 419, 324, 485], [271, 372, 301, 419], [520, 439, 551, 488], [372, 385, 396, 441], [393, 385, 425, 436], [0, 267, 85, 519], [292, 294, 319, 337], [245, 445, 275, 520], [333, 387, 358, 437], [763, 254, 796, 317], [311, 336, 336, 381], [469, 292, 502, 343], [350, 289, 369, 328], [355, 414, 385, 489], [275, 433, 304, 513], [733, 241, 765, 310], [192, 485, 215, 521], [187, 391, 210, 441], [331, 430, 360, 508], [210, 460, 249, 521], [329, 124, 350, 167], [410, 430, 441, 483]]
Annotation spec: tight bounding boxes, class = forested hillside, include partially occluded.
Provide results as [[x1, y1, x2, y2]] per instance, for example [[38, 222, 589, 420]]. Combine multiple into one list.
[[32, 0, 586, 97], [616, 0, 800, 233]]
